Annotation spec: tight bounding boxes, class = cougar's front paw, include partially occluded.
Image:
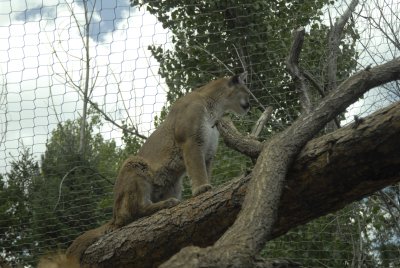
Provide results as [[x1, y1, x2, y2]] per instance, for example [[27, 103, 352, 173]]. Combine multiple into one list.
[[165, 198, 180, 208], [193, 184, 212, 196]]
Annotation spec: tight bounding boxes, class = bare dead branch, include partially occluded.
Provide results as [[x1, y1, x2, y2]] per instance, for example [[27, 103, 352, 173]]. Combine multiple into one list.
[[0, 75, 8, 147], [78, 0, 93, 156], [250, 106, 273, 138], [368, 0, 400, 51], [324, 0, 359, 132], [51, 0, 147, 142], [303, 69, 324, 98], [327, 0, 359, 93], [108, 67, 137, 129], [88, 100, 147, 140], [286, 27, 312, 113], [302, 70, 341, 128]]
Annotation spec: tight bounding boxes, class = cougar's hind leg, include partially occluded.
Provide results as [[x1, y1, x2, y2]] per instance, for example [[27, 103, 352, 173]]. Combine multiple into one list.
[[112, 156, 148, 226], [114, 176, 180, 226], [162, 176, 183, 200], [135, 175, 180, 217], [112, 171, 143, 227], [112, 158, 180, 226]]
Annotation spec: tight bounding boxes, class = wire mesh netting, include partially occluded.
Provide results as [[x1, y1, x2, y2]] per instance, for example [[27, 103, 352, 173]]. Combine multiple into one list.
[[0, 0, 399, 267]]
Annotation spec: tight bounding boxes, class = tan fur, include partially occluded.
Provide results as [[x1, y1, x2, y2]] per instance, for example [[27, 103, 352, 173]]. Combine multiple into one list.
[[66, 73, 250, 263], [37, 253, 80, 268]]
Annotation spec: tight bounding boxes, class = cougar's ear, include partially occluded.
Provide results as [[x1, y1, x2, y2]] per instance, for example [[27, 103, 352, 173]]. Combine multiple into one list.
[[229, 71, 248, 86]]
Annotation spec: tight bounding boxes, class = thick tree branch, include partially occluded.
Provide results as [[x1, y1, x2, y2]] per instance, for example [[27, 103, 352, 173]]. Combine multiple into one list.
[[216, 105, 273, 154], [217, 117, 262, 159], [82, 100, 400, 268]]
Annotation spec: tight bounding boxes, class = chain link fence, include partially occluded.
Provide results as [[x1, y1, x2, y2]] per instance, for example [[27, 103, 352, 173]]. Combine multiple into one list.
[[0, 0, 399, 267]]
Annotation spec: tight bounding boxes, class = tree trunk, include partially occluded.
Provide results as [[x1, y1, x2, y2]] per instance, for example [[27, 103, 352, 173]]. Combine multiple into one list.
[[81, 100, 400, 268]]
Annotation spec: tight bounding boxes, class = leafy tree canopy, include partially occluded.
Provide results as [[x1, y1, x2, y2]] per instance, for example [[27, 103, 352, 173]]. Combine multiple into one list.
[[132, 0, 358, 130]]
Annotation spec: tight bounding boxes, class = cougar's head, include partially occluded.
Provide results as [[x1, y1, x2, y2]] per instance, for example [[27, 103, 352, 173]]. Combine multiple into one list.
[[225, 72, 250, 115]]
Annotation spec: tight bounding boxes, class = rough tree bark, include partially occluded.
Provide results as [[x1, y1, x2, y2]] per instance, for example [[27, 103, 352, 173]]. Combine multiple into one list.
[[81, 88, 400, 267]]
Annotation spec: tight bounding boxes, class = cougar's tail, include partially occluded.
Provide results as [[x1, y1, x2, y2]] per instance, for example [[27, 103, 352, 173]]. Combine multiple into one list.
[[37, 252, 80, 268], [66, 221, 115, 261]]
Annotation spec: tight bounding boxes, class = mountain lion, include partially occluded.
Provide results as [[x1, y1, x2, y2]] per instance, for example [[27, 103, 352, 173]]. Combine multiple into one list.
[[65, 72, 250, 261]]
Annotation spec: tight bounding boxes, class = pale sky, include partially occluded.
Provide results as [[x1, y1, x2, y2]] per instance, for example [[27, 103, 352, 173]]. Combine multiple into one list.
[[0, 0, 171, 173]]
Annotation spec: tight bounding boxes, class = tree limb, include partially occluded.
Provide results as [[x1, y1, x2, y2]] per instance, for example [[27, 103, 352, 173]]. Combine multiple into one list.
[[286, 27, 312, 113], [325, 0, 359, 132], [89, 101, 148, 140], [217, 117, 262, 159], [250, 106, 274, 138], [82, 99, 400, 268], [327, 0, 359, 93]]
